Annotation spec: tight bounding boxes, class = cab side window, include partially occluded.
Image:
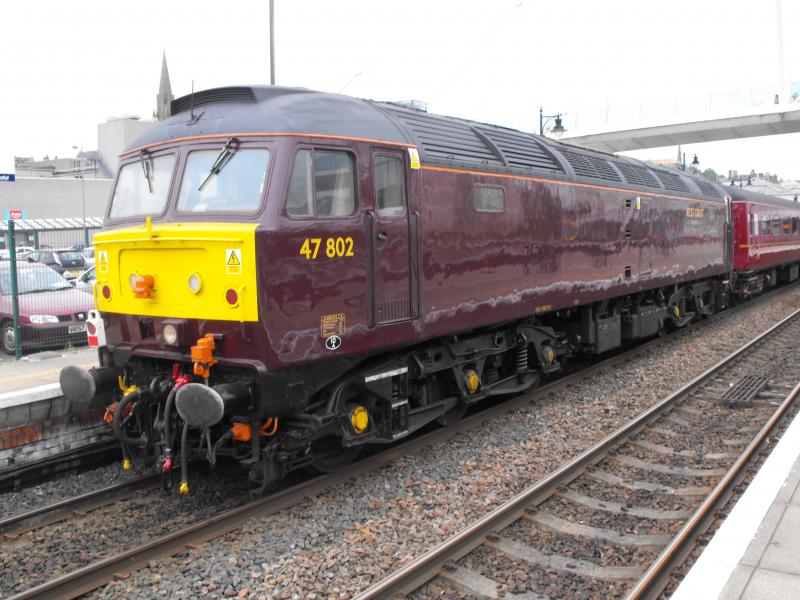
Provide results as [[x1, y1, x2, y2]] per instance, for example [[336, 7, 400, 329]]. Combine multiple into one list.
[[286, 149, 356, 218], [374, 155, 405, 217]]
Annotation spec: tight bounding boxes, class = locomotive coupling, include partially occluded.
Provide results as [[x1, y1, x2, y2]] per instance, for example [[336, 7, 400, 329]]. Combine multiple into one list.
[[59, 365, 122, 405]]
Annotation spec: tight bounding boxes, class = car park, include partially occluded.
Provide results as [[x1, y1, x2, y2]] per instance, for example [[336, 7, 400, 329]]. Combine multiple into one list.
[[0, 262, 94, 353], [73, 265, 96, 293], [81, 247, 96, 268], [25, 249, 88, 280]]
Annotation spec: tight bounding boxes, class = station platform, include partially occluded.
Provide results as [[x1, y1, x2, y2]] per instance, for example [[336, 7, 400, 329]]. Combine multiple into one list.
[[672, 406, 800, 599], [0, 347, 108, 467]]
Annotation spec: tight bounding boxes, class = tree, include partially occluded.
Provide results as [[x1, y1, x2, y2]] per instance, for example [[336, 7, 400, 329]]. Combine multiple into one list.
[[701, 168, 718, 182]]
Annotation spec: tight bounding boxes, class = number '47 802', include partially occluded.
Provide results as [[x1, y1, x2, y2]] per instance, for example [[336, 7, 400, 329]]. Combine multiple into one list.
[[299, 237, 355, 260]]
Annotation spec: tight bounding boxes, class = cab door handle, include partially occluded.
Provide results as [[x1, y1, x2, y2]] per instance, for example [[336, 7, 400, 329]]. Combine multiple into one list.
[[376, 231, 388, 247]]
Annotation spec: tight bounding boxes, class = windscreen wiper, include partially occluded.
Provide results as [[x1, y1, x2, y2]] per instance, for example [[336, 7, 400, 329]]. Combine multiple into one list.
[[198, 138, 240, 192], [140, 151, 154, 194]]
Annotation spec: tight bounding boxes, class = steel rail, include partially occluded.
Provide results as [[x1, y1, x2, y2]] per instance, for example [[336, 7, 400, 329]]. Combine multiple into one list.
[[6, 293, 797, 600], [626, 379, 800, 599], [0, 474, 160, 538], [353, 307, 800, 600]]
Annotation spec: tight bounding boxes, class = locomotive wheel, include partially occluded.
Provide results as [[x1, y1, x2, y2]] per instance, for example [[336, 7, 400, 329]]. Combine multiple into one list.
[[309, 435, 361, 473]]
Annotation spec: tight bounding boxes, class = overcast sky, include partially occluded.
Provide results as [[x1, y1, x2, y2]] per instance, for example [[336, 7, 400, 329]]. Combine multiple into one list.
[[2, 0, 798, 179]]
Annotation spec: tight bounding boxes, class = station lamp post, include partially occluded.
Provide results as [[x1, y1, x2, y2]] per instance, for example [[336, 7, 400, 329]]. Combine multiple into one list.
[[540, 107, 566, 137]]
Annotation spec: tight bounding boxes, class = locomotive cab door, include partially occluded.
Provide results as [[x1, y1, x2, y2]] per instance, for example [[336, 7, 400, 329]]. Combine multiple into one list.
[[371, 150, 412, 324]]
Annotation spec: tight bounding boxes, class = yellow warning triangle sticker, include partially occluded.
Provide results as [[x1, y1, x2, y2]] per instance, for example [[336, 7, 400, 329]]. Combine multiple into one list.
[[98, 252, 108, 267], [227, 250, 241, 266]]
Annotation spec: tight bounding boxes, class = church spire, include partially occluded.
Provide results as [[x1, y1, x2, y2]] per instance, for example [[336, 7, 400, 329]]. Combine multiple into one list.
[[155, 51, 174, 121]]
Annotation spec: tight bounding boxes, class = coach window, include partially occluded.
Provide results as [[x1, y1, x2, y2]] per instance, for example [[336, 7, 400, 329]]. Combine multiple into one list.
[[474, 185, 505, 213], [793, 218, 799, 234], [286, 149, 356, 217], [772, 216, 782, 235], [761, 215, 771, 235], [374, 155, 405, 217]]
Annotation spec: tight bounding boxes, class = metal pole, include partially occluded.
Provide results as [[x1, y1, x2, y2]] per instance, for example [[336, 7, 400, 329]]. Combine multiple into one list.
[[539, 106, 543, 135], [7, 220, 21, 359], [269, 0, 275, 85], [81, 171, 88, 246]]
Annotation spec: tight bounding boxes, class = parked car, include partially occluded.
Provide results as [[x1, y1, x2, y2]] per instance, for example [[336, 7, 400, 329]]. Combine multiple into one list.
[[0, 262, 93, 354], [81, 246, 95, 268], [0, 246, 35, 260], [73, 265, 96, 293], [25, 249, 87, 280]]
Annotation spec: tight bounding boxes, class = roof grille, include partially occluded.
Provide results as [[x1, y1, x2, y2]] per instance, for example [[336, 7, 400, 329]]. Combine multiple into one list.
[[386, 109, 503, 167], [171, 86, 256, 115], [558, 149, 622, 182], [652, 169, 691, 193], [478, 127, 564, 173], [612, 162, 660, 188], [694, 179, 721, 198]]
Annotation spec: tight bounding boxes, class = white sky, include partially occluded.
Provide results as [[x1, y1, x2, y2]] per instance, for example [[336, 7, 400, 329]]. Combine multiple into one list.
[[1, 0, 799, 178]]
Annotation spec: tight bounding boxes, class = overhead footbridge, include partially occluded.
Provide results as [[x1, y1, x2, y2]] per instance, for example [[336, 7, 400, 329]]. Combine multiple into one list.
[[562, 104, 800, 153]]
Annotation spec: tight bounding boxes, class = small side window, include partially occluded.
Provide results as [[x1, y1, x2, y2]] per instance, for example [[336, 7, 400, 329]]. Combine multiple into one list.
[[474, 185, 505, 213], [286, 149, 356, 218], [772, 216, 782, 235], [374, 155, 405, 217], [793, 217, 798, 234]]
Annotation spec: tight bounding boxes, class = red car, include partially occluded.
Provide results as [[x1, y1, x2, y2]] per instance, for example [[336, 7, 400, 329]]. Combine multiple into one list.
[[0, 262, 94, 353]]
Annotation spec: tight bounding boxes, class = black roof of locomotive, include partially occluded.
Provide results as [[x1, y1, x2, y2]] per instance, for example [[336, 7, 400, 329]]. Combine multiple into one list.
[[129, 85, 725, 202]]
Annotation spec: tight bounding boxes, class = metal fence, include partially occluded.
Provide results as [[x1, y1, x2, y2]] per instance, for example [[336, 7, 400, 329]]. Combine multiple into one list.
[[1, 218, 103, 358]]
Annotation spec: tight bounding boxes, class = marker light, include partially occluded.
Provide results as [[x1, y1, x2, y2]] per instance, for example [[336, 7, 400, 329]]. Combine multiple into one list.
[[102, 285, 111, 299], [225, 288, 239, 306], [129, 273, 138, 289], [188, 274, 203, 294], [162, 324, 179, 346]]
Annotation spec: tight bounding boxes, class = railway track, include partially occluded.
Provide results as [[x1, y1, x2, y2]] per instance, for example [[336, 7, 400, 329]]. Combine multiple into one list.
[[354, 308, 800, 600], [2, 290, 798, 599], [0, 438, 120, 492]]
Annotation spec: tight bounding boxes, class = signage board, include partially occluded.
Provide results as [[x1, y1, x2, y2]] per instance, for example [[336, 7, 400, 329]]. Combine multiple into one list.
[[0, 174, 14, 182], [4, 210, 27, 220]]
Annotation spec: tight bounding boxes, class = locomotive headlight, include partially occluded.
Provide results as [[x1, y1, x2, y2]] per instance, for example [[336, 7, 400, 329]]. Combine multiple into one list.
[[129, 273, 138, 289], [188, 273, 203, 294], [162, 324, 179, 346]]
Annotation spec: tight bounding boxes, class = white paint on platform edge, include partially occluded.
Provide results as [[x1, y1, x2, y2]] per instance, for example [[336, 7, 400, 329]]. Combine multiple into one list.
[[671, 407, 800, 600], [0, 382, 62, 409]]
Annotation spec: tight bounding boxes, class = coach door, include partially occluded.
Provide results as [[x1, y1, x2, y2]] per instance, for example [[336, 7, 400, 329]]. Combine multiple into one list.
[[371, 150, 412, 324]]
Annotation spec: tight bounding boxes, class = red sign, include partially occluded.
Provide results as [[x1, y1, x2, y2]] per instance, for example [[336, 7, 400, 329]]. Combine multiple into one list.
[[8, 209, 23, 220]]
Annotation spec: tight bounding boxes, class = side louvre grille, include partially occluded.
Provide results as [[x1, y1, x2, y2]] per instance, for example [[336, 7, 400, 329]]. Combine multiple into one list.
[[612, 162, 660, 189], [558, 149, 622, 182], [652, 169, 691, 193], [694, 179, 721, 198], [477, 127, 564, 173], [384, 109, 503, 167], [171, 86, 256, 115]]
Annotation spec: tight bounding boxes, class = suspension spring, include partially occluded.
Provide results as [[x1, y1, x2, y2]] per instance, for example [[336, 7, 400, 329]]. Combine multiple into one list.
[[515, 344, 529, 375]]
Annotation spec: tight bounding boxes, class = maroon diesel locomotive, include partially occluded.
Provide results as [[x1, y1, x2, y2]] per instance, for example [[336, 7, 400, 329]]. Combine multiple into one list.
[[60, 86, 800, 492]]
